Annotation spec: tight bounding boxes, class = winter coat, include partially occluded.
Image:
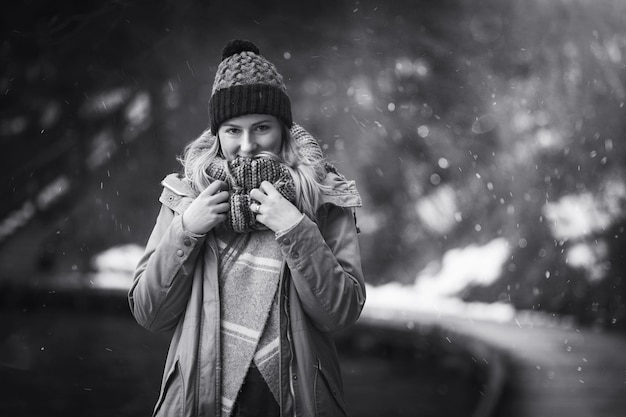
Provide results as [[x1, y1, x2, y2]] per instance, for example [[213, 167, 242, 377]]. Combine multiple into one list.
[[128, 170, 366, 417]]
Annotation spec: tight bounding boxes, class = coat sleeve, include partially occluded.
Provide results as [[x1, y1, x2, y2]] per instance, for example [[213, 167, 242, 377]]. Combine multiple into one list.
[[128, 204, 206, 332], [277, 204, 366, 332]]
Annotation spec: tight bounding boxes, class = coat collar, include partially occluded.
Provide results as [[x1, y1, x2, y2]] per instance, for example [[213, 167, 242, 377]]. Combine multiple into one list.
[[319, 171, 362, 209]]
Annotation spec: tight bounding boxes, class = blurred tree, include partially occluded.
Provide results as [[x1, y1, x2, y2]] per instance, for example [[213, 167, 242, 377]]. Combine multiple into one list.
[[1, 0, 625, 328]]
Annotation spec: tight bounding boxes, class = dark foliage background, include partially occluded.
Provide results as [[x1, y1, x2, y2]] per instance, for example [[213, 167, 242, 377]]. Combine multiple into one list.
[[1, 0, 626, 329]]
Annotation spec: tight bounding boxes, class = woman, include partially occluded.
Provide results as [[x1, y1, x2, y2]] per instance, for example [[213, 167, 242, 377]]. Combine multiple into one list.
[[129, 39, 365, 417]]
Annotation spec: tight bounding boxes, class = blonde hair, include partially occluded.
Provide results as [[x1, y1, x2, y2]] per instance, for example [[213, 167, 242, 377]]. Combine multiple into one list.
[[178, 124, 328, 219]]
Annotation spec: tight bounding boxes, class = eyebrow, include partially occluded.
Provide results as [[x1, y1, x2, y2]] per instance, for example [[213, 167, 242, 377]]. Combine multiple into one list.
[[221, 119, 274, 128]]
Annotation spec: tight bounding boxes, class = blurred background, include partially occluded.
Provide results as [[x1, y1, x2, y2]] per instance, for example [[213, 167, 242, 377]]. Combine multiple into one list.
[[1, 0, 625, 416]]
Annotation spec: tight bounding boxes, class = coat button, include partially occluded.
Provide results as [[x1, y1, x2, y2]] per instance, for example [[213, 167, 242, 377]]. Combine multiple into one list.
[[283, 238, 291, 245], [183, 238, 191, 246], [291, 251, 299, 259], [293, 375, 297, 380], [176, 249, 184, 257]]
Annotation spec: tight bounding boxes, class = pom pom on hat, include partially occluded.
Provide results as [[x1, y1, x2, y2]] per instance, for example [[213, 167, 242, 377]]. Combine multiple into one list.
[[221, 39, 260, 61]]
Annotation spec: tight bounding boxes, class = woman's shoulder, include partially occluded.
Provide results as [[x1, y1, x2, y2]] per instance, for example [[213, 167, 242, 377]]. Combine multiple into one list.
[[319, 164, 362, 209]]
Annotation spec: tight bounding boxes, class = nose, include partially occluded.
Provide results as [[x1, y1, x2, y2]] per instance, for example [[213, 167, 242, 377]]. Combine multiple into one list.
[[239, 130, 257, 156]]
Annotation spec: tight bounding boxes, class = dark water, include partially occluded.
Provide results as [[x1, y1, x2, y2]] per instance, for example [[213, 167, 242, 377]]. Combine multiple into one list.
[[0, 289, 481, 416]]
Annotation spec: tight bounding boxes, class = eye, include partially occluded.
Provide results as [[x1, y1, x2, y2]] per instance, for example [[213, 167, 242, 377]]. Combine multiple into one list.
[[255, 124, 271, 132], [224, 127, 240, 135]]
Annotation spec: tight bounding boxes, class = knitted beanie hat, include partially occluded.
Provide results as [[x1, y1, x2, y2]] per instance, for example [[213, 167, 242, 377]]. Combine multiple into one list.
[[209, 39, 293, 134]]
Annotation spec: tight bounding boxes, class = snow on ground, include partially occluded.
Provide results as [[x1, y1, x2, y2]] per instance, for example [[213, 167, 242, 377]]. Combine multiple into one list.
[[364, 282, 516, 323], [90, 238, 525, 324], [88, 244, 144, 289], [364, 238, 517, 323]]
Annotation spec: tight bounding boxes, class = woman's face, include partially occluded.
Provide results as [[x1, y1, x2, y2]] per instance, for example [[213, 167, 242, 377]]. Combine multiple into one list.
[[217, 114, 283, 160]]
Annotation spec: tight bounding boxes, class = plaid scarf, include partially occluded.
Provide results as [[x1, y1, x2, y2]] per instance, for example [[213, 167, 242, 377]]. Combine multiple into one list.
[[215, 224, 283, 416]]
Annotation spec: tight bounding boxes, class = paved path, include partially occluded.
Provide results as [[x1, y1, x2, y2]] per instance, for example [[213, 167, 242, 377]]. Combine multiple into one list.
[[362, 306, 626, 417]]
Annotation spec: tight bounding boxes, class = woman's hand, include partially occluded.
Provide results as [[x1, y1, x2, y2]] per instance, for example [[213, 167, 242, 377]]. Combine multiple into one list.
[[249, 181, 303, 233], [182, 180, 230, 234]]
